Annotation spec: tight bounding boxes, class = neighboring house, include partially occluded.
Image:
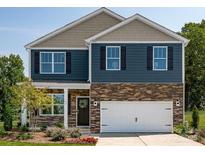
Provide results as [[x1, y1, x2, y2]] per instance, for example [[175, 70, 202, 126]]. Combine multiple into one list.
[[25, 7, 189, 133]]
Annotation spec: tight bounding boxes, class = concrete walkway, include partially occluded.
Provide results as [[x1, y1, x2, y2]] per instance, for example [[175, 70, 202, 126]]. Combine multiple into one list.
[[96, 133, 203, 146]]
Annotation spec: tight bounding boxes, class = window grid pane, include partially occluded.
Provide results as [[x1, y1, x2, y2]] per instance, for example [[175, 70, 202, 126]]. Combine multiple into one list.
[[40, 52, 65, 74], [153, 47, 167, 70], [40, 94, 64, 115], [107, 47, 120, 70]]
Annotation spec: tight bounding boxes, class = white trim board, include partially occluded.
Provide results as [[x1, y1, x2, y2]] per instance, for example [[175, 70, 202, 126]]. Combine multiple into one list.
[[25, 7, 125, 49], [32, 82, 90, 89], [89, 41, 182, 44], [85, 14, 189, 46], [30, 47, 88, 50]]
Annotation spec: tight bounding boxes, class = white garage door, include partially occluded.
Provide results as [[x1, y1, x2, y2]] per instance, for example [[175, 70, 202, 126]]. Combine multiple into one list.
[[100, 101, 173, 133]]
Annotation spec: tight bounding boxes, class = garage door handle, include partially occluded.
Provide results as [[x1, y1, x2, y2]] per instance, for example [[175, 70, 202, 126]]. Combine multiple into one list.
[[165, 108, 171, 110], [101, 108, 108, 110], [165, 124, 171, 126], [135, 117, 138, 122], [102, 124, 108, 126]]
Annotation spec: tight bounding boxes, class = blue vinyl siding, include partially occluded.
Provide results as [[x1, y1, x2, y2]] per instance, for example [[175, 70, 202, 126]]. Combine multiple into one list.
[[92, 43, 182, 83], [31, 50, 88, 82]]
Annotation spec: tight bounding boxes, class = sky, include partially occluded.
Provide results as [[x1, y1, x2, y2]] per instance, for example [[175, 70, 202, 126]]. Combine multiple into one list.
[[0, 7, 205, 76]]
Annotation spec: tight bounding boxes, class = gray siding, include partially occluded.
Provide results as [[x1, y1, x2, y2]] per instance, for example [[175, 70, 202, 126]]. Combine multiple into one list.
[[92, 43, 182, 83], [31, 50, 88, 82]]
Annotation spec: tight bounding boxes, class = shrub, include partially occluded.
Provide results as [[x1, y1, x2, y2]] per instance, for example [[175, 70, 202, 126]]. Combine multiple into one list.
[[17, 122, 29, 129], [45, 127, 67, 141], [20, 124, 29, 132], [55, 122, 63, 128], [16, 133, 33, 140], [40, 124, 47, 132], [192, 105, 199, 130], [17, 122, 21, 128], [198, 129, 205, 138], [45, 127, 53, 137], [81, 137, 98, 144], [70, 128, 81, 138], [51, 130, 66, 141], [0, 128, 8, 138], [174, 124, 187, 136], [64, 137, 98, 145], [3, 105, 13, 131]]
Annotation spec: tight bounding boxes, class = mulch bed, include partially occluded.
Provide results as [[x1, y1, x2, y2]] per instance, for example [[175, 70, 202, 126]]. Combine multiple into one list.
[[0, 131, 98, 145]]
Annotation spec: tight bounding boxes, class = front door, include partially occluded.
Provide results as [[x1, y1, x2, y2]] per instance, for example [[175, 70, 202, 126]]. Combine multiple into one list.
[[77, 97, 89, 126]]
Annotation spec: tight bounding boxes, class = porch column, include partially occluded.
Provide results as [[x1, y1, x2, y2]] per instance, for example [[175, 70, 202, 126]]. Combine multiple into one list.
[[64, 88, 68, 129]]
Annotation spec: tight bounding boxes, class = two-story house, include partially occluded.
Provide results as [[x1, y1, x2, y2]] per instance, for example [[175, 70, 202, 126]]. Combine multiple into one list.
[[25, 8, 189, 133]]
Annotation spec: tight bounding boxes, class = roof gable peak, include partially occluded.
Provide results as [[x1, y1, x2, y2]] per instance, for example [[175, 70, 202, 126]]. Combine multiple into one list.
[[25, 7, 125, 49]]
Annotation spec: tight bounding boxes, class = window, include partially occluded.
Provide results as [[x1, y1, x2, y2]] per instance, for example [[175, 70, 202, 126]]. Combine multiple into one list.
[[153, 46, 167, 70], [40, 52, 66, 74], [106, 46, 121, 70], [40, 94, 64, 116]]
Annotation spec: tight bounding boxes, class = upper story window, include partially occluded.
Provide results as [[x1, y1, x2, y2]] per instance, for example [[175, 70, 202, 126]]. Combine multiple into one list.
[[106, 46, 121, 70], [40, 94, 64, 116], [153, 46, 167, 71], [40, 52, 66, 74]]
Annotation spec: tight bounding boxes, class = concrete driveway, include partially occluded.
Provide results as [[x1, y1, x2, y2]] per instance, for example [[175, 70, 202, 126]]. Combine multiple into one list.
[[96, 133, 203, 146]]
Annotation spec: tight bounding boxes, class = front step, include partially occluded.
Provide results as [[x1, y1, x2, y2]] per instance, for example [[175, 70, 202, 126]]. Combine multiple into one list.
[[78, 127, 91, 135]]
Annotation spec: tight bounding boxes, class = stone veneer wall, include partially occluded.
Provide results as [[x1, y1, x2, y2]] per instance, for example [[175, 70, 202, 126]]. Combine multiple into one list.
[[90, 83, 183, 133], [32, 89, 89, 127]]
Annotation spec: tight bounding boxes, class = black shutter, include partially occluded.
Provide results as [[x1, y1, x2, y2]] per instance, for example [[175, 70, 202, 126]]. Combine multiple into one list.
[[100, 46, 106, 70], [34, 52, 39, 74], [121, 46, 126, 70], [168, 47, 173, 70], [66, 52, 71, 74], [147, 46, 153, 70], [68, 93, 71, 115]]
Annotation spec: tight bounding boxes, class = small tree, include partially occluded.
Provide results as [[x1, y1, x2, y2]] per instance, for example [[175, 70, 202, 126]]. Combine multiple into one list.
[[11, 81, 52, 131], [192, 105, 199, 131]]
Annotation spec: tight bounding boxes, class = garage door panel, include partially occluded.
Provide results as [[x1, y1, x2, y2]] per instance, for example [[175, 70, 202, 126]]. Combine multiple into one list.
[[101, 101, 173, 133]]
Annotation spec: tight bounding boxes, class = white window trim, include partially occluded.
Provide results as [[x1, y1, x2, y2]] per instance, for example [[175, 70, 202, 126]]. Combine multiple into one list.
[[153, 46, 168, 71], [40, 52, 66, 74], [39, 93, 64, 116], [106, 46, 121, 71]]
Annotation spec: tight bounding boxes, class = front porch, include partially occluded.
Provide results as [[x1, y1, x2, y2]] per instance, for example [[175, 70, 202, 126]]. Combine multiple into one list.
[[22, 82, 91, 131]]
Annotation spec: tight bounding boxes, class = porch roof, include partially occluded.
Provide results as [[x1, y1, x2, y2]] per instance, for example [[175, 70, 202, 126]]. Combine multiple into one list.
[[32, 82, 90, 89]]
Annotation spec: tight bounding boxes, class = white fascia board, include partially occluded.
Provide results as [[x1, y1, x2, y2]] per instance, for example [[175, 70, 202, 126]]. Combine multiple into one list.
[[27, 48, 31, 78], [32, 82, 91, 89], [92, 41, 182, 44], [85, 14, 189, 45], [25, 7, 125, 49], [29, 47, 88, 50]]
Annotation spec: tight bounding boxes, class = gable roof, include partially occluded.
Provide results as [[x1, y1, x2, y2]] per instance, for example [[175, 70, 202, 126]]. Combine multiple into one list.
[[25, 7, 125, 49], [85, 14, 189, 45]]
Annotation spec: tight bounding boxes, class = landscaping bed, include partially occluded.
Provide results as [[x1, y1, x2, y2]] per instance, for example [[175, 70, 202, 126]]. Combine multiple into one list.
[[174, 110, 205, 145], [0, 127, 98, 146]]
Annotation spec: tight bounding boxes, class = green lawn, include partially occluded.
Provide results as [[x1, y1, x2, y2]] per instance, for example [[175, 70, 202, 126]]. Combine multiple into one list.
[[0, 141, 94, 146], [185, 110, 205, 129]]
